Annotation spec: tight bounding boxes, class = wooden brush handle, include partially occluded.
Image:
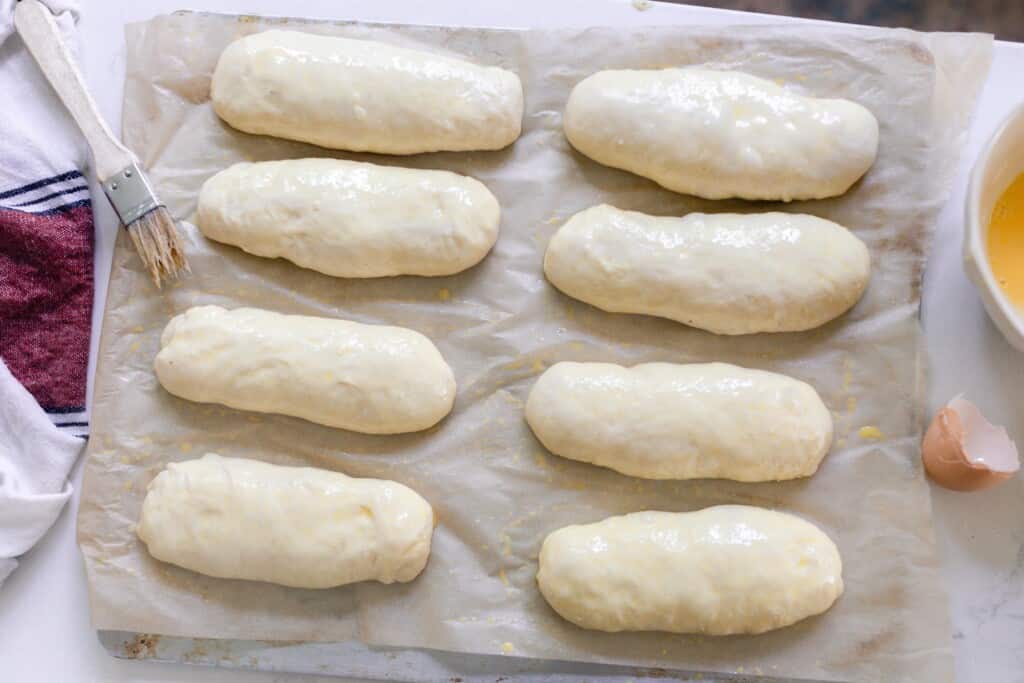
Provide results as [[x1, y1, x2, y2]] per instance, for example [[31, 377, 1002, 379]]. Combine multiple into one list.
[[14, 0, 134, 181]]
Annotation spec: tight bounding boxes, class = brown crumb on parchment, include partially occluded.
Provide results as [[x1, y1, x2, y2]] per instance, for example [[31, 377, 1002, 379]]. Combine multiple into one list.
[[122, 633, 160, 658]]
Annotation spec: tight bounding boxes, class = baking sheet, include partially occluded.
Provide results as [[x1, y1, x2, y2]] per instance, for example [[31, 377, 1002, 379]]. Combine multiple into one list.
[[78, 11, 992, 682]]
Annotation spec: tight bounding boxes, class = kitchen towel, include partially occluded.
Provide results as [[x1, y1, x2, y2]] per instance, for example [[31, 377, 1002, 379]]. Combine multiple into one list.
[[0, 0, 92, 436], [0, 358, 81, 586], [0, 0, 91, 587]]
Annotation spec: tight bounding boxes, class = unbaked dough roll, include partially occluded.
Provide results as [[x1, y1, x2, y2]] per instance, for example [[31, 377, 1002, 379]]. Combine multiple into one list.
[[525, 361, 832, 482], [211, 30, 523, 154], [543, 205, 870, 335], [154, 306, 456, 434], [197, 159, 500, 278], [564, 68, 878, 201], [537, 506, 843, 634], [137, 454, 434, 588]]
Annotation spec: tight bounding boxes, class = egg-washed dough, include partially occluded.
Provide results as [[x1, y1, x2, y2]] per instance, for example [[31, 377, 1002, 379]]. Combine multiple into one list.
[[137, 454, 434, 588], [154, 306, 456, 434], [543, 205, 870, 335], [525, 361, 832, 481], [537, 506, 843, 634], [563, 68, 879, 201], [211, 30, 524, 154], [197, 159, 501, 278]]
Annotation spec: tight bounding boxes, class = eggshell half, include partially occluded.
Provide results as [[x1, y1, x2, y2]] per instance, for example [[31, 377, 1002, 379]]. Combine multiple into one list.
[[922, 397, 1019, 492]]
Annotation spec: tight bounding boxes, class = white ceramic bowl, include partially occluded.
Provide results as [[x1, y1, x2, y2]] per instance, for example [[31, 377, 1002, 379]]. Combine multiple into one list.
[[964, 102, 1024, 352]]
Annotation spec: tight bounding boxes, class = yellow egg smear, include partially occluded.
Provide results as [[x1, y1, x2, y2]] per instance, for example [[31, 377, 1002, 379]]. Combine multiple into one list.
[[988, 172, 1024, 308]]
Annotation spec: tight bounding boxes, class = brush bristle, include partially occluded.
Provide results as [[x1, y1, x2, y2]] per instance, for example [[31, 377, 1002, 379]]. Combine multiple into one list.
[[127, 207, 190, 288]]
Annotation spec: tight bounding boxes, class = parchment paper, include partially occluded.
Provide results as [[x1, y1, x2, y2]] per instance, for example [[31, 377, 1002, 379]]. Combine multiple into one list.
[[78, 11, 992, 682]]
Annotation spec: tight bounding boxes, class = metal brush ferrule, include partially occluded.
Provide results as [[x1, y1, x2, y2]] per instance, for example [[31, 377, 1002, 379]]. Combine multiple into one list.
[[101, 162, 162, 226]]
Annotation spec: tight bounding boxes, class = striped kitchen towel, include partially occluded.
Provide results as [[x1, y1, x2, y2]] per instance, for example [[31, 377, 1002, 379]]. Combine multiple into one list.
[[0, 0, 92, 439], [0, 0, 90, 589], [0, 171, 93, 438]]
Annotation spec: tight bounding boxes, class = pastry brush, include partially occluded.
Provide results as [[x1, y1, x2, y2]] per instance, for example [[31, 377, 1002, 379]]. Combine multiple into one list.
[[14, 0, 188, 287]]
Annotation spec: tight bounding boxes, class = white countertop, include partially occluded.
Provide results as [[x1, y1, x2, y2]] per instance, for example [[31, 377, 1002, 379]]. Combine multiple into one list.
[[1, 1, 1022, 681]]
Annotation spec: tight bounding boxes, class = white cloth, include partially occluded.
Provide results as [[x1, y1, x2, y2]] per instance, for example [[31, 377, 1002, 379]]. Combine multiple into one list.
[[0, 0, 86, 588], [0, 360, 82, 586], [0, 0, 88, 199]]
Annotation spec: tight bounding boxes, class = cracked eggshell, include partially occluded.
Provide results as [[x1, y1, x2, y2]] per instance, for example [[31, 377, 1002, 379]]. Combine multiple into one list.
[[922, 396, 1019, 491]]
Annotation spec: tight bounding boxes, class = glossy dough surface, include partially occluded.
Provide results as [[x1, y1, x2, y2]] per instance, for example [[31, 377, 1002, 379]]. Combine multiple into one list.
[[544, 205, 870, 335], [154, 306, 455, 434], [563, 68, 879, 201], [525, 361, 832, 481], [537, 506, 843, 634], [211, 30, 523, 154], [137, 454, 434, 588], [197, 159, 501, 278]]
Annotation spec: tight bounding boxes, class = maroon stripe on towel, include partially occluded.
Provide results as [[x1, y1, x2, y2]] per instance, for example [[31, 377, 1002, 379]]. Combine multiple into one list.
[[0, 199, 94, 412]]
